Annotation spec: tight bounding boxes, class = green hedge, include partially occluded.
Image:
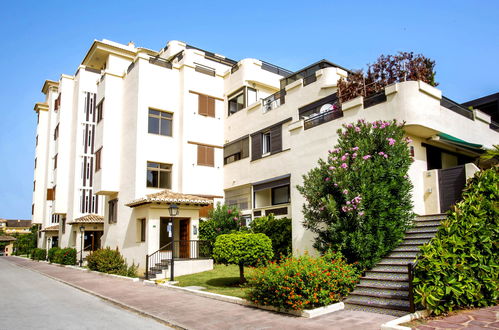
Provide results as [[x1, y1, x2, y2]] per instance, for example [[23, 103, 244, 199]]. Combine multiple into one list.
[[47, 247, 60, 263], [31, 248, 47, 261], [213, 233, 273, 282], [54, 248, 77, 265], [86, 247, 138, 277], [414, 167, 499, 315], [247, 251, 359, 310], [250, 215, 292, 260]]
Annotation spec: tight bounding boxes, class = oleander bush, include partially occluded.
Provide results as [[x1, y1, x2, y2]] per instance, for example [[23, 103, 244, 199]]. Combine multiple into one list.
[[414, 167, 499, 315], [54, 247, 77, 265], [86, 247, 138, 277], [250, 214, 292, 260], [199, 203, 245, 246], [31, 248, 47, 261], [247, 251, 360, 311], [213, 233, 273, 282], [297, 119, 414, 270], [47, 247, 60, 263]]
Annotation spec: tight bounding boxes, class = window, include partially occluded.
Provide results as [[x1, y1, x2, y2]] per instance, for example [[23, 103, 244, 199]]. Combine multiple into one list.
[[197, 145, 215, 167], [224, 136, 249, 165], [138, 218, 146, 242], [198, 94, 216, 117], [34, 157, 37, 168], [108, 199, 118, 224], [262, 131, 271, 155], [36, 135, 38, 146], [228, 87, 259, 116], [272, 185, 290, 205], [54, 94, 61, 111], [54, 154, 58, 169], [33, 181, 36, 191], [61, 217, 66, 234], [148, 109, 172, 136], [147, 162, 172, 189], [225, 186, 251, 210], [32, 204, 34, 215], [54, 124, 59, 140], [97, 99, 104, 123], [95, 148, 102, 172]]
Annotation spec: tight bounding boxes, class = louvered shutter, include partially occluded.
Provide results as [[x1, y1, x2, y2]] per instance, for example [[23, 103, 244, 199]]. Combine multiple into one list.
[[207, 97, 215, 117], [197, 145, 205, 165], [251, 133, 262, 161], [270, 124, 282, 154], [198, 95, 207, 116], [206, 146, 214, 166]]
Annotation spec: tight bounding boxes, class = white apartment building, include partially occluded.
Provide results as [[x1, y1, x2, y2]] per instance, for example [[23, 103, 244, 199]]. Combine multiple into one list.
[[33, 39, 498, 276]]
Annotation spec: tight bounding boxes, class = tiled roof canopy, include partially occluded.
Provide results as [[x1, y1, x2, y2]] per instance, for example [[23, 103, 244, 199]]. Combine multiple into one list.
[[6, 219, 32, 227], [126, 190, 213, 208], [40, 225, 59, 232], [0, 235, 16, 242], [68, 214, 104, 224]]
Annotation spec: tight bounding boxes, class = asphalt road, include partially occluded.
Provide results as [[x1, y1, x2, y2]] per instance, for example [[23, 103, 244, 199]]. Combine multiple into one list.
[[0, 257, 172, 330]]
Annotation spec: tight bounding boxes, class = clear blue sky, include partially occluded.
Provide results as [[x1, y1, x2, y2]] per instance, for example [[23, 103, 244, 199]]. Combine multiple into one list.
[[0, 0, 497, 219]]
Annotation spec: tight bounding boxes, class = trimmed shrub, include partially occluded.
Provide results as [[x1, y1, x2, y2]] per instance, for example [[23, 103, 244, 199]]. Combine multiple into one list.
[[250, 215, 291, 259], [199, 203, 245, 245], [247, 251, 359, 310], [414, 167, 499, 315], [31, 248, 47, 261], [54, 248, 77, 265], [47, 247, 60, 263], [86, 247, 138, 277], [213, 233, 273, 282], [297, 119, 413, 269]]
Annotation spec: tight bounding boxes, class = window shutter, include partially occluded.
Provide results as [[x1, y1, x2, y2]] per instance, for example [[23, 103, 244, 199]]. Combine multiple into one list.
[[207, 97, 215, 117], [270, 124, 282, 154], [206, 146, 214, 166], [251, 133, 262, 161], [241, 137, 250, 158], [198, 95, 207, 116], [197, 145, 206, 165]]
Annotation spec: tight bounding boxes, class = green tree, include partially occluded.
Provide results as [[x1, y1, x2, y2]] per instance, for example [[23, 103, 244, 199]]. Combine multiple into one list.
[[297, 119, 414, 269], [199, 203, 245, 245], [250, 214, 291, 259], [213, 233, 273, 282]]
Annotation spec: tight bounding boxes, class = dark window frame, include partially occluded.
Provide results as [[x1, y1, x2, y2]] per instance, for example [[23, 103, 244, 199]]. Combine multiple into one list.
[[54, 154, 58, 169], [146, 161, 172, 189], [95, 148, 102, 172], [108, 199, 118, 224], [54, 124, 59, 140], [271, 185, 290, 205], [139, 218, 146, 242], [148, 108, 173, 137], [97, 98, 104, 123], [227, 87, 258, 116]]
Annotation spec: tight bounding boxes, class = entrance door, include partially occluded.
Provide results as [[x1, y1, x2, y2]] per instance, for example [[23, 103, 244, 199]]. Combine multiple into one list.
[[439, 165, 466, 212], [159, 217, 173, 250], [179, 219, 190, 258]]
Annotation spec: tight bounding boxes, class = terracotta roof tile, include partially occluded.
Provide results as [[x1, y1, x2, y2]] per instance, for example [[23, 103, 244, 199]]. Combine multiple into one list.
[[68, 214, 104, 224], [0, 235, 16, 242], [126, 190, 213, 207], [41, 225, 59, 232]]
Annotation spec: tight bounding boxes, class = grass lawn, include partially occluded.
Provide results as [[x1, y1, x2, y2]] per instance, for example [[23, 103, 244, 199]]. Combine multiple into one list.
[[172, 264, 250, 299]]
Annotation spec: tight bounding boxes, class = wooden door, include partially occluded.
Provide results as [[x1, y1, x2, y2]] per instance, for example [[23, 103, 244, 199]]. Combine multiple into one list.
[[179, 219, 190, 258], [439, 165, 466, 212]]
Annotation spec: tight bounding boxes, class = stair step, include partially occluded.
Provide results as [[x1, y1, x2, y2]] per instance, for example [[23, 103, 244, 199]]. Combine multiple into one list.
[[401, 238, 431, 245], [344, 303, 409, 317], [406, 227, 439, 234], [149, 267, 163, 272], [412, 220, 442, 227], [345, 295, 410, 311], [364, 272, 408, 281], [155, 262, 169, 268], [404, 233, 435, 239], [370, 265, 408, 273], [378, 258, 415, 266], [350, 287, 409, 300], [388, 251, 419, 259], [357, 279, 409, 290], [392, 245, 420, 252], [415, 214, 446, 221]]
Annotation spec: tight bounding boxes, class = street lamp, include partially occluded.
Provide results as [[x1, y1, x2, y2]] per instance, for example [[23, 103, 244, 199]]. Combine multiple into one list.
[[79, 225, 85, 267], [168, 203, 179, 281]]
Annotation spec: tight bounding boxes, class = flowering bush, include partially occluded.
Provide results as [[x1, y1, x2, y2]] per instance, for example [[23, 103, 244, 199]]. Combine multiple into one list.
[[53, 247, 77, 265], [86, 247, 138, 277], [199, 203, 245, 245], [250, 214, 292, 260], [297, 119, 413, 269], [247, 251, 359, 310]]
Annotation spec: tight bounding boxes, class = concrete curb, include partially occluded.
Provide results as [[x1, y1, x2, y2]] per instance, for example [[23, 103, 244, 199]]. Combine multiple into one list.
[[158, 282, 344, 318], [380, 310, 430, 330], [5, 257, 187, 330]]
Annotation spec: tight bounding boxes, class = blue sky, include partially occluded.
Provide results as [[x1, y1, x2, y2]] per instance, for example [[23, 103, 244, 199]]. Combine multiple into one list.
[[0, 0, 497, 219]]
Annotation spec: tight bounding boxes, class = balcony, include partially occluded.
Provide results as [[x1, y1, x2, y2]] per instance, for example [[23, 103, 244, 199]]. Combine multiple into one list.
[[262, 89, 286, 112]]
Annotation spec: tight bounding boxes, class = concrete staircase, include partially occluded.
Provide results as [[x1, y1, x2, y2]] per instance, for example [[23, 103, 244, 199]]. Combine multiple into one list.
[[147, 259, 170, 279], [344, 214, 445, 316]]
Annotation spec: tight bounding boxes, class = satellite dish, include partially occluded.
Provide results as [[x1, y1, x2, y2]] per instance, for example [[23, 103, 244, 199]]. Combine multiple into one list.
[[319, 103, 334, 113]]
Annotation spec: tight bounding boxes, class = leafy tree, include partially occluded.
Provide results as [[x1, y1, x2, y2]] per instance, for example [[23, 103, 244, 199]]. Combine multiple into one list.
[[297, 119, 413, 269], [13, 225, 38, 256], [213, 233, 273, 282], [199, 203, 245, 245], [250, 214, 291, 259], [414, 167, 498, 315]]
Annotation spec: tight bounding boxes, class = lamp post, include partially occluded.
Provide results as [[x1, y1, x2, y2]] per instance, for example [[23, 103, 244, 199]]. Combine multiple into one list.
[[79, 225, 85, 267], [168, 203, 179, 281]]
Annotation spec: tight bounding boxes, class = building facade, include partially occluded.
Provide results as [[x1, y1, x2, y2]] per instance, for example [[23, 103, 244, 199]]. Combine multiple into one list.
[[32, 39, 499, 273]]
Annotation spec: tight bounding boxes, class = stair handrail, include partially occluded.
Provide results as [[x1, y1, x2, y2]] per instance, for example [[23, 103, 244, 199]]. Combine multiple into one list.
[[145, 241, 173, 280], [76, 244, 93, 266], [408, 260, 419, 313]]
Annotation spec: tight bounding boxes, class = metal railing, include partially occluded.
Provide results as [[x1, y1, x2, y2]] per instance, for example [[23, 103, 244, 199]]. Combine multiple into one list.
[[145, 240, 212, 281], [408, 261, 418, 313], [441, 96, 474, 120], [77, 245, 92, 266], [261, 61, 293, 77], [262, 89, 286, 112], [304, 108, 343, 130]]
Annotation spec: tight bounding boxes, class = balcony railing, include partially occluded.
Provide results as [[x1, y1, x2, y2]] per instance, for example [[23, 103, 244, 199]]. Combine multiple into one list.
[[441, 96, 474, 120], [304, 108, 343, 130], [261, 61, 293, 77], [262, 89, 286, 112]]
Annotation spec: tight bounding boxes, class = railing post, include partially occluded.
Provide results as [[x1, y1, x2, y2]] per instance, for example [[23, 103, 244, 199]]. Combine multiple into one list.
[[170, 242, 175, 282], [145, 254, 149, 280], [408, 263, 415, 313]]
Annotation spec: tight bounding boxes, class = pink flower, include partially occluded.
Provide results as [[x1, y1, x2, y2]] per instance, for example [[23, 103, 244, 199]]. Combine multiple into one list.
[[358, 211, 364, 216], [341, 163, 348, 169], [319, 206, 325, 211], [347, 123, 353, 128], [387, 138, 396, 146], [362, 155, 371, 160], [355, 127, 361, 132], [325, 177, 331, 182], [329, 166, 336, 170], [341, 155, 348, 161], [227, 209, 232, 214], [383, 154, 388, 158], [342, 189, 348, 195], [351, 147, 359, 151], [405, 137, 413, 143], [346, 201, 351, 205], [233, 217, 238, 221], [378, 152, 385, 156], [352, 153, 357, 158], [334, 183, 338, 187]]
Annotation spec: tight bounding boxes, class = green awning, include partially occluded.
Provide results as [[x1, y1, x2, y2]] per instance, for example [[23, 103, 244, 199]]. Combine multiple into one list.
[[437, 133, 483, 153]]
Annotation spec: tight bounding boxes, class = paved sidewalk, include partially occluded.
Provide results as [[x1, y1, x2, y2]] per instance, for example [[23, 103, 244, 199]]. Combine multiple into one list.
[[414, 305, 498, 329], [4, 256, 395, 330]]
